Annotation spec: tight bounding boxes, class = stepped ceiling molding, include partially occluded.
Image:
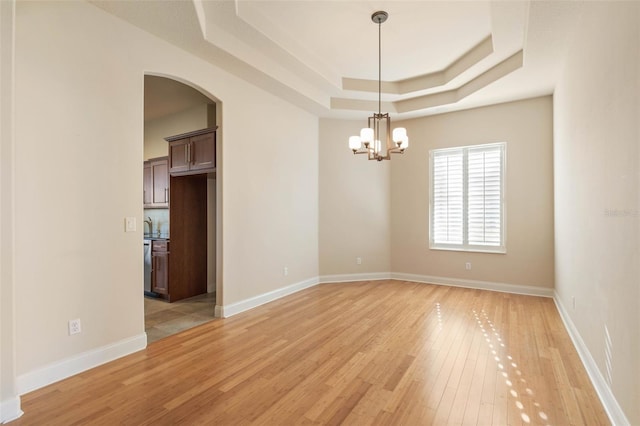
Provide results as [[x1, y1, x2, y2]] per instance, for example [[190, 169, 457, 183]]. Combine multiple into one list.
[[92, 0, 584, 120]]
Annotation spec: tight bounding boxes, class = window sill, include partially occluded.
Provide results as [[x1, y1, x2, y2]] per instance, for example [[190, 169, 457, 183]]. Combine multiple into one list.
[[429, 245, 506, 255]]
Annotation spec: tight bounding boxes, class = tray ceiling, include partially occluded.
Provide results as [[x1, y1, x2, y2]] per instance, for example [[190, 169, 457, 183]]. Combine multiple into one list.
[[92, 0, 584, 120]]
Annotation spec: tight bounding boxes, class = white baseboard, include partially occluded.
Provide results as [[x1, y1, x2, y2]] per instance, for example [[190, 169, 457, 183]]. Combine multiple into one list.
[[16, 333, 147, 396], [553, 294, 629, 426], [214, 304, 223, 318], [0, 397, 23, 424], [217, 272, 551, 318], [319, 272, 392, 283], [390, 272, 554, 297], [217, 277, 320, 318]]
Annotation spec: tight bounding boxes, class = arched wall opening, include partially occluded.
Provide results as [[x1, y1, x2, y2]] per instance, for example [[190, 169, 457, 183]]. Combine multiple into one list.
[[142, 73, 223, 340]]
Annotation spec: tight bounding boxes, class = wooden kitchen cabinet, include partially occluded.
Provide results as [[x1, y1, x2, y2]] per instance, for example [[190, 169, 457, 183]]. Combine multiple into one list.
[[168, 174, 208, 302], [166, 127, 217, 176], [151, 158, 169, 205], [189, 132, 216, 172], [167, 139, 190, 175], [143, 157, 169, 208], [151, 240, 169, 295], [148, 175, 207, 303], [143, 162, 152, 205]]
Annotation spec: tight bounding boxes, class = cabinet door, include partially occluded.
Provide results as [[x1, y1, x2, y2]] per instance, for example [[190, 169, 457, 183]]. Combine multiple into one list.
[[151, 158, 169, 206], [169, 138, 190, 174], [152, 250, 169, 295], [189, 132, 215, 172], [143, 162, 152, 206]]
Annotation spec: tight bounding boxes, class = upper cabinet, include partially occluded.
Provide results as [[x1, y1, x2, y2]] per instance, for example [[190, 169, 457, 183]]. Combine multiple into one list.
[[143, 162, 152, 205], [167, 138, 190, 175], [143, 156, 169, 208], [166, 127, 217, 176]]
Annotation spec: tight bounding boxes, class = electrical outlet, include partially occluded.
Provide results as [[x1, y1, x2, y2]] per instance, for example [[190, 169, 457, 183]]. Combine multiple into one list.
[[465, 262, 471, 270], [357, 257, 362, 265], [68, 318, 81, 335], [283, 266, 288, 276]]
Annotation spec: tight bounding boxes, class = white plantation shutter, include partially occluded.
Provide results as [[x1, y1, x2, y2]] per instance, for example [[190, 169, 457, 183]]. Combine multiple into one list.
[[430, 143, 505, 253], [432, 150, 463, 244], [467, 145, 503, 247]]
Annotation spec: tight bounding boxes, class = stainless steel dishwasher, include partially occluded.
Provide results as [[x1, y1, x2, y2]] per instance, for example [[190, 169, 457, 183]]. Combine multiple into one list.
[[144, 239, 152, 293]]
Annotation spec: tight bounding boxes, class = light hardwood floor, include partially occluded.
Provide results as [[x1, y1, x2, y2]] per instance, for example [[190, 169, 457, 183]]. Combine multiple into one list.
[[14, 280, 609, 425]]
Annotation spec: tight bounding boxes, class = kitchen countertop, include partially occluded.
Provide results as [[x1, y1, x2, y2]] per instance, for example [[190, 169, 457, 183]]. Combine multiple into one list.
[[143, 234, 170, 241]]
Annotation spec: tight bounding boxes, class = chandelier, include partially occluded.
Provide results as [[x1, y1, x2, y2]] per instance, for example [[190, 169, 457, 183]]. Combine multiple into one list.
[[349, 11, 408, 161]]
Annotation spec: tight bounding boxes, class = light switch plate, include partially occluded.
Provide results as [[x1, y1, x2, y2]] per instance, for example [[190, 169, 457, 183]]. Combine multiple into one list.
[[125, 217, 136, 232]]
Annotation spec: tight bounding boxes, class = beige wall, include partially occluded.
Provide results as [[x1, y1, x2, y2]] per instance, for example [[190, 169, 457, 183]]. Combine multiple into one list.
[[391, 97, 555, 289], [0, 0, 19, 420], [223, 90, 318, 302], [144, 103, 209, 160], [553, 2, 639, 424], [319, 119, 391, 276], [13, 0, 318, 383]]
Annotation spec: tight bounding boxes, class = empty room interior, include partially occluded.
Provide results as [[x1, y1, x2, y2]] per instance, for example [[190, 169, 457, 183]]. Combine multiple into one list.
[[1, 0, 638, 425]]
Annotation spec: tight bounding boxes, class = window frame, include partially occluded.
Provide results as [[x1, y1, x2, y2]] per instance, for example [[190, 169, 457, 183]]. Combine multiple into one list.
[[429, 142, 507, 254]]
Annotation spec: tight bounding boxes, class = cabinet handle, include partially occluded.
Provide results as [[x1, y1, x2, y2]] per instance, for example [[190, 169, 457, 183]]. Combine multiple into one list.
[[164, 188, 168, 202], [184, 145, 188, 162], [188, 143, 192, 163]]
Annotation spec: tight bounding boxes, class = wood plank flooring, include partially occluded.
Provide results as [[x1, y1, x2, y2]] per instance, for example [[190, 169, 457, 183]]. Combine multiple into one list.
[[13, 280, 609, 425]]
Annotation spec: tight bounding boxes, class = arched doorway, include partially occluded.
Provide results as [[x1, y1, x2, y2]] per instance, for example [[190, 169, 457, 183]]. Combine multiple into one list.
[[143, 74, 221, 343]]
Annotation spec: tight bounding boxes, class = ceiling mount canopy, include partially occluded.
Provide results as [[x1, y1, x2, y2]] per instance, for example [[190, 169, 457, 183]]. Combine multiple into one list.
[[371, 10, 388, 24], [348, 10, 408, 162]]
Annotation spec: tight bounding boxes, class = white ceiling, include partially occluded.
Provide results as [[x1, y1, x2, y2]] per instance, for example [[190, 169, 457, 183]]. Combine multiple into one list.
[[93, 0, 584, 121]]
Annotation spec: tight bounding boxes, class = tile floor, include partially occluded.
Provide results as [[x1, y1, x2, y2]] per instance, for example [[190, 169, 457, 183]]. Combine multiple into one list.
[[144, 292, 217, 344]]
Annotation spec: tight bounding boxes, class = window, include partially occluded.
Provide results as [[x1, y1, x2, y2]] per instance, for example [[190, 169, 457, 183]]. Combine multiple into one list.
[[429, 142, 506, 253]]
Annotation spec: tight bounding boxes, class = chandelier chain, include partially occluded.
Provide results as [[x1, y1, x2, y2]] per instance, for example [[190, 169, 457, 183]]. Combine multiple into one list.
[[378, 17, 381, 115]]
